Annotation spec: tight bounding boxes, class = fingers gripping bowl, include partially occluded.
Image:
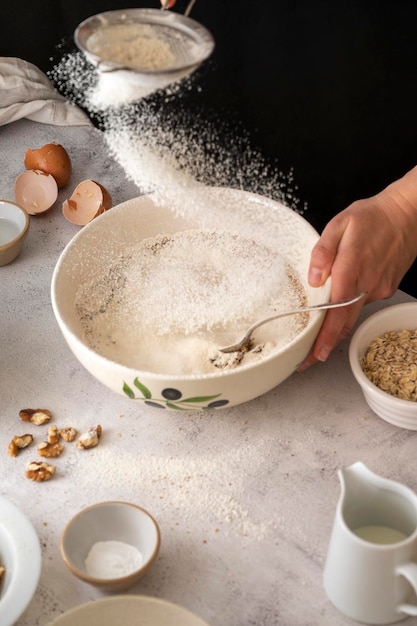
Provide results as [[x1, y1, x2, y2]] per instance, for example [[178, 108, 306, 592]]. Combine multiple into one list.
[[51, 187, 330, 411]]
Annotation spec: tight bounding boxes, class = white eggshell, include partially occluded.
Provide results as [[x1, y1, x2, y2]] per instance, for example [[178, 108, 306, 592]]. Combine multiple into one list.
[[15, 170, 58, 215], [62, 180, 112, 226]]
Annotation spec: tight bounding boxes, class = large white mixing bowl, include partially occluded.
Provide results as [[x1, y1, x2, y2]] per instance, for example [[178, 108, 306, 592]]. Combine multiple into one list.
[[51, 187, 330, 411]]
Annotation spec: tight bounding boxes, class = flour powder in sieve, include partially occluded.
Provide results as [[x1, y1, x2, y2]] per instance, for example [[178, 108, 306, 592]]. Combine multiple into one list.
[[86, 23, 176, 70]]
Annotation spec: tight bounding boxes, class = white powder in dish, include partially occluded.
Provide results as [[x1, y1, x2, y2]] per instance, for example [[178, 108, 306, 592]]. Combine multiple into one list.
[[85, 540, 143, 579]]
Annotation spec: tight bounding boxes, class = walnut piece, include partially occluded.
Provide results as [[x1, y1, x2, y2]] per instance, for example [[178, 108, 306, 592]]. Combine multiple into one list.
[[76, 424, 102, 450], [0, 565, 5, 581], [47, 425, 60, 444], [59, 427, 77, 442], [19, 408, 52, 425], [37, 441, 64, 458], [25, 461, 56, 482], [7, 434, 34, 457]]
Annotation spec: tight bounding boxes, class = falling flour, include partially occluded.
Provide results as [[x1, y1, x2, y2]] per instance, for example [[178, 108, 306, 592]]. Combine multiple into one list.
[[49, 49, 310, 374], [48, 51, 304, 213]]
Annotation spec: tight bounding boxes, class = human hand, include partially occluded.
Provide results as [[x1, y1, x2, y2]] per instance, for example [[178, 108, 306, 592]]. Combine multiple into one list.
[[299, 168, 417, 370]]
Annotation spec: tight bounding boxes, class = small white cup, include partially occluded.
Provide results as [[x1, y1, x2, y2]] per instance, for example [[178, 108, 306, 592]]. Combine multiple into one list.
[[0, 199, 29, 266]]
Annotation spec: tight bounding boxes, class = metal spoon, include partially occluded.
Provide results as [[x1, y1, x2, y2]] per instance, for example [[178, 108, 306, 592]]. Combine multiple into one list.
[[219, 292, 368, 353]]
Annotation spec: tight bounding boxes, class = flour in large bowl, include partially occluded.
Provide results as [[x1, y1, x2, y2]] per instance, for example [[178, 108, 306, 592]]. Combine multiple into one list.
[[74, 228, 307, 375]]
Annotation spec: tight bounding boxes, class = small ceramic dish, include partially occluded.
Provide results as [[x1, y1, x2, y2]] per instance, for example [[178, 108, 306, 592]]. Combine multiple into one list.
[[61, 501, 160, 591], [349, 302, 417, 430], [0, 495, 42, 626], [46, 595, 210, 626], [0, 200, 30, 266]]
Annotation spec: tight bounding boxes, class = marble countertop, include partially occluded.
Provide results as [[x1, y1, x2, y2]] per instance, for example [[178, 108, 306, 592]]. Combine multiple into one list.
[[1, 119, 417, 626]]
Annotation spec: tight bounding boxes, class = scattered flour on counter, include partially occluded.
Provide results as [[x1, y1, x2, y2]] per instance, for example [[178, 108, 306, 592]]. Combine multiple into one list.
[[76, 438, 270, 542]]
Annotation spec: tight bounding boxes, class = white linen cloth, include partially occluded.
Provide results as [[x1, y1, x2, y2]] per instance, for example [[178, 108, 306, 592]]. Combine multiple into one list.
[[0, 57, 91, 126]]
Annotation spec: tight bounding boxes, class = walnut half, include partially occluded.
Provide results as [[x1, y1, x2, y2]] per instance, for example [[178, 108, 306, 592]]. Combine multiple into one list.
[[8, 434, 34, 457], [19, 409, 52, 426], [25, 461, 56, 482], [37, 441, 64, 458]]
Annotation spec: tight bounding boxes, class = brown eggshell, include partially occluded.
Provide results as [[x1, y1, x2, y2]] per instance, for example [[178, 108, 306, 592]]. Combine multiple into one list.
[[15, 170, 59, 215], [62, 180, 112, 226], [24, 143, 72, 188]]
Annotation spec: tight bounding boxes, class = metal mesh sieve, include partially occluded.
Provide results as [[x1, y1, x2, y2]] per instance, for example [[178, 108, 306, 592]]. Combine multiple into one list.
[[74, 8, 214, 88]]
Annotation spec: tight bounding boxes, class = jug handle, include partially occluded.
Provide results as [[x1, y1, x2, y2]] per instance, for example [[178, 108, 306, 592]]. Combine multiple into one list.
[[396, 563, 417, 616]]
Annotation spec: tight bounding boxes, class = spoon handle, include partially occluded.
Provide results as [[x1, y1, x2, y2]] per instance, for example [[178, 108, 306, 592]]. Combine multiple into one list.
[[219, 292, 367, 353]]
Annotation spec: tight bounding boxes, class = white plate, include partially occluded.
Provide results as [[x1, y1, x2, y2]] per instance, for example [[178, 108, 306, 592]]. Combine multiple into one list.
[[48, 595, 210, 626], [0, 495, 41, 626]]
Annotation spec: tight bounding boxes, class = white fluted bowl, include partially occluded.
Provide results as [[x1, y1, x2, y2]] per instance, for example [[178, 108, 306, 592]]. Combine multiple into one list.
[[0, 496, 41, 626]]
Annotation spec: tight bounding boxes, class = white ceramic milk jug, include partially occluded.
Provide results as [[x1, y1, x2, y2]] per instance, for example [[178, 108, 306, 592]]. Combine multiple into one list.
[[323, 461, 417, 624]]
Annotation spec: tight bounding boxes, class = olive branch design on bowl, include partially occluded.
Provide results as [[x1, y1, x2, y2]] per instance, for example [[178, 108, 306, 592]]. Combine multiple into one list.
[[123, 377, 230, 410]]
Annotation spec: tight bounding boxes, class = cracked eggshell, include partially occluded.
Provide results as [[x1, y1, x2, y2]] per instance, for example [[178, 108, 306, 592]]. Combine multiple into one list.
[[24, 143, 72, 188], [62, 180, 112, 226], [15, 170, 58, 215]]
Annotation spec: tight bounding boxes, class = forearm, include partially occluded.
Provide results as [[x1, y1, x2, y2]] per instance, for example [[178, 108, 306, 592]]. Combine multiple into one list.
[[389, 165, 417, 205], [380, 166, 417, 251]]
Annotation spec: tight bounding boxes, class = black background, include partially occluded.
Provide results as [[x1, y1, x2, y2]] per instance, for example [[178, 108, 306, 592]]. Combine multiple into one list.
[[2, 0, 416, 295]]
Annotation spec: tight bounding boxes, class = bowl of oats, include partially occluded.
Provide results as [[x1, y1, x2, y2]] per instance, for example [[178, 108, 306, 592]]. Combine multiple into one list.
[[349, 302, 417, 429], [51, 187, 331, 411]]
